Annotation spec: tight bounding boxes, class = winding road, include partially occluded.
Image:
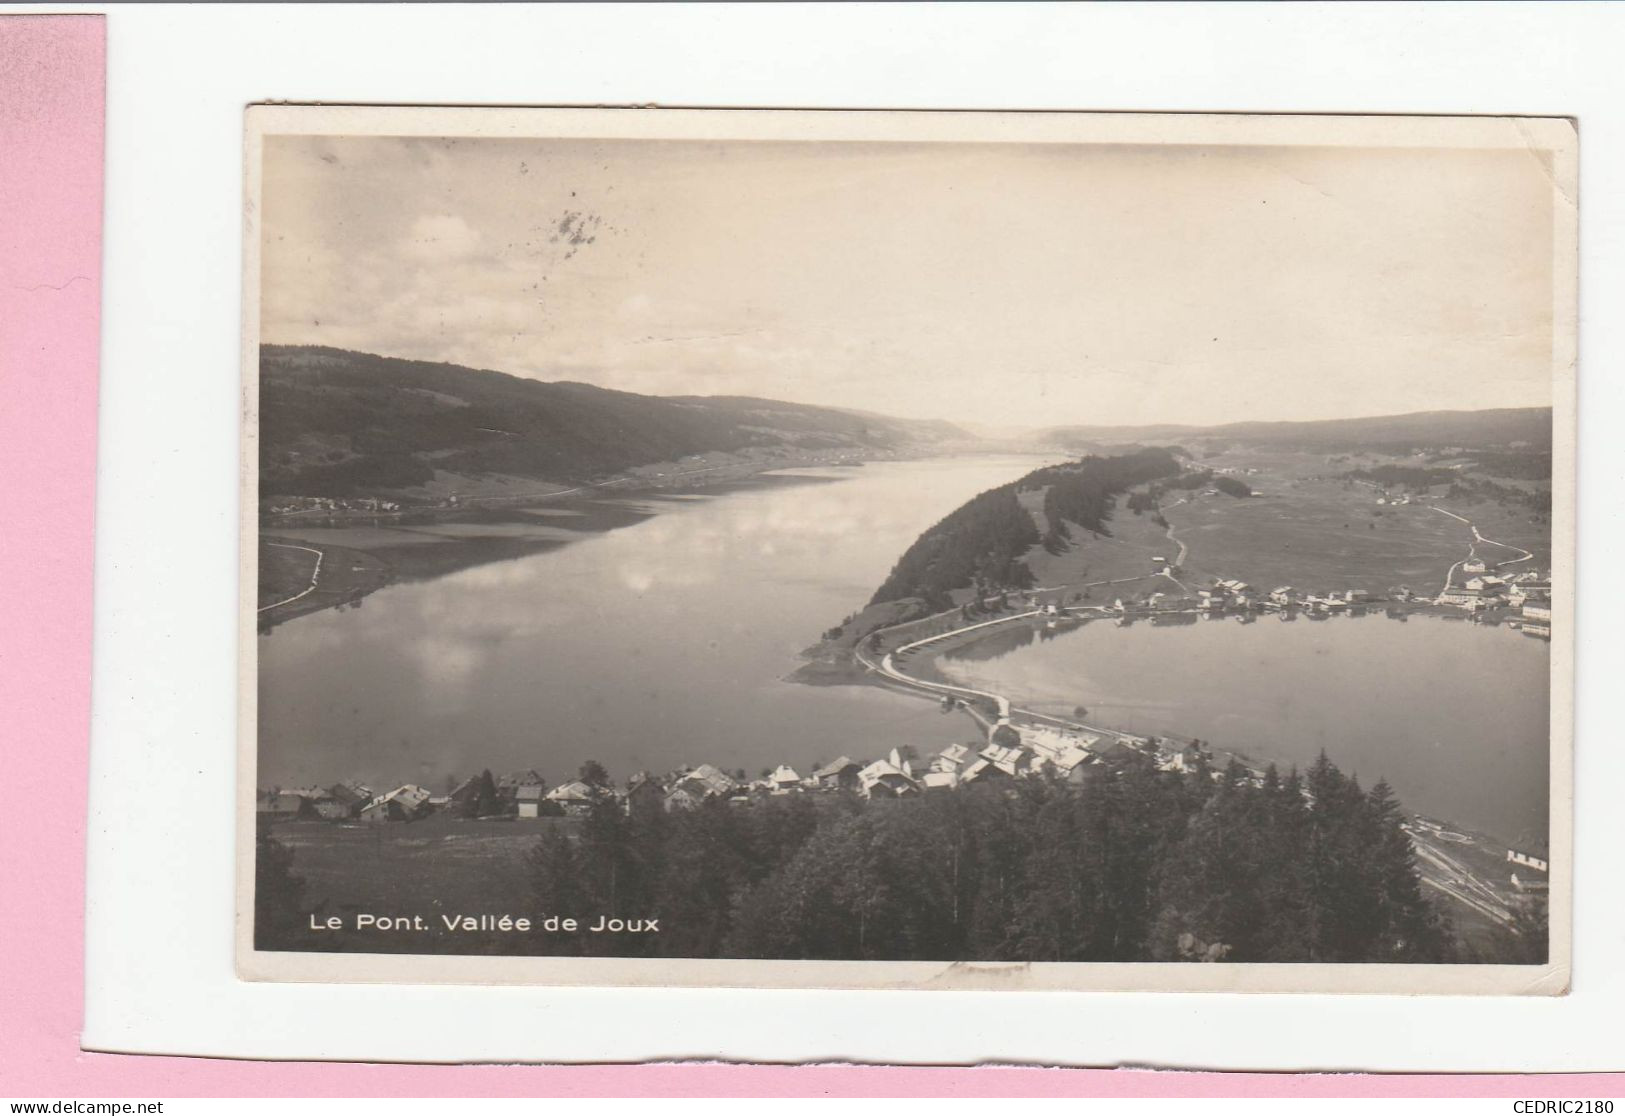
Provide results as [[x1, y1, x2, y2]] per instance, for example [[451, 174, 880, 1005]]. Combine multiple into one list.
[[865, 611, 1039, 720], [1427, 505, 1536, 598], [856, 602, 1127, 745], [258, 541, 325, 613]]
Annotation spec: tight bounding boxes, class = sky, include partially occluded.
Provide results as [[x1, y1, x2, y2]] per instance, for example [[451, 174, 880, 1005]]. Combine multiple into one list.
[[260, 134, 1557, 428]]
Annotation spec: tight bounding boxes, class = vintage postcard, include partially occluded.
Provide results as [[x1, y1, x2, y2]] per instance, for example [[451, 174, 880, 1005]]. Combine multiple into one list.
[[239, 107, 1574, 993]]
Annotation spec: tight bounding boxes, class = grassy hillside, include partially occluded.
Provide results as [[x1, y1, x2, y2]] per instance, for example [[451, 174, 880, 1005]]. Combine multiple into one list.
[[258, 346, 970, 498], [869, 448, 1184, 607]]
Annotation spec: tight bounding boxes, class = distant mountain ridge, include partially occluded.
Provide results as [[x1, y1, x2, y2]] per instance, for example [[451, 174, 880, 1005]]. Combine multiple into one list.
[[257, 346, 972, 498], [1040, 407, 1554, 452]]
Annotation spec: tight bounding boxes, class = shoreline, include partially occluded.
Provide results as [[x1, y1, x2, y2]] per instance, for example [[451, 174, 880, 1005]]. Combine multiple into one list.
[[805, 596, 1543, 933], [254, 448, 950, 628]]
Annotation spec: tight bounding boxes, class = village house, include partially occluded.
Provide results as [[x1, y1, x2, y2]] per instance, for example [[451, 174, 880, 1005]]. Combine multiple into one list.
[[978, 741, 1043, 780], [300, 788, 350, 820], [1437, 584, 1485, 609], [280, 785, 343, 819], [1088, 736, 1141, 765], [360, 784, 432, 824], [1015, 724, 1100, 782], [812, 755, 863, 791], [496, 769, 546, 811], [544, 780, 597, 817], [624, 772, 664, 818], [767, 764, 802, 794], [958, 757, 1012, 785], [325, 781, 372, 818], [1507, 847, 1550, 873], [443, 776, 481, 816], [1160, 740, 1212, 774], [663, 782, 708, 812], [858, 758, 920, 798], [514, 784, 546, 819], [256, 789, 305, 820], [1462, 559, 1489, 575], [1042, 745, 1097, 784], [684, 763, 740, 798], [1521, 601, 1552, 623], [1509, 578, 1551, 604], [887, 746, 921, 778], [1268, 586, 1295, 605]]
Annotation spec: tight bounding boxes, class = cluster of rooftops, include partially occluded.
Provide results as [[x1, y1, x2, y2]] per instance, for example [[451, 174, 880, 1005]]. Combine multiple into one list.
[[255, 723, 1203, 825], [1161, 568, 1551, 615]]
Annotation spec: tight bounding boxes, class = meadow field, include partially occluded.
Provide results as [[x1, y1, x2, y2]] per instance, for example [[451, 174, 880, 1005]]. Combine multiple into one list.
[[265, 814, 571, 953], [1142, 447, 1548, 598]]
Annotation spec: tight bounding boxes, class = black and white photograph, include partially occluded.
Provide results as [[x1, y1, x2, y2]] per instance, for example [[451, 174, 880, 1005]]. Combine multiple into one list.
[[240, 108, 1573, 992]]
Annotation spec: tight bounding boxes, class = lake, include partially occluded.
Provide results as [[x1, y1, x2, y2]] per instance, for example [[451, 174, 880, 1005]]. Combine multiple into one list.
[[259, 454, 1550, 849], [936, 610, 1551, 845], [256, 455, 1056, 794]]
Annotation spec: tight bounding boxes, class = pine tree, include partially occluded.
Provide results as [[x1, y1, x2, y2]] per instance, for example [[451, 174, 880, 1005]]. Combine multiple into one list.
[[254, 830, 309, 950], [526, 829, 586, 955], [470, 768, 499, 817], [1485, 893, 1549, 964], [1365, 778, 1450, 962]]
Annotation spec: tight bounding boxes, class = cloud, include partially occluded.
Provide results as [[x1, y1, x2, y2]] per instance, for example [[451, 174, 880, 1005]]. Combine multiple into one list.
[[262, 137, 1557, 426], [400, 214, 483, 263]]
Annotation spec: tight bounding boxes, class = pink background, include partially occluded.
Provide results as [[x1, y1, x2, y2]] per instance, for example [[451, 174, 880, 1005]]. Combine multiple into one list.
[[1, 11, 1620, 1098]]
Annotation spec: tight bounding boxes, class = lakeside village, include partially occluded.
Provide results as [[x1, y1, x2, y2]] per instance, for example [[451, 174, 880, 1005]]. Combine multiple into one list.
[[1092, 558, 1552, 639], [256, 730, 1549, 910], [257, 550, 1553, 911]]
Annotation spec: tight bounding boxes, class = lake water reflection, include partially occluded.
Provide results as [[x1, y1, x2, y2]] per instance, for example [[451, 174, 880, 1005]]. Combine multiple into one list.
[[257, 456, 1056, 794], [938, 611, 1550, 845]]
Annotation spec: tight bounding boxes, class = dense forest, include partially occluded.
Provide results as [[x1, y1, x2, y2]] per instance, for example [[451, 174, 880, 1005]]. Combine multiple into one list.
[[1344, 464, 1459, 488], [259, 346, 964, 497], [1027, 449, 1185, 551], [868, 449, 1183, 607], [868, 483, 1043, 608], [1447, 476, 1553, 521], [1342, 462, 1551, 521], [519, 751, 1463, 962], [1453, 451, 1553, 482]]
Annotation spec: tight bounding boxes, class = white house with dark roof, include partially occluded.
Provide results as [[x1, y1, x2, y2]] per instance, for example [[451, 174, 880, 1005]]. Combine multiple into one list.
[[812, 756, 862, 791], [858, 759, 919, 798], [515, 784, 546, 819]]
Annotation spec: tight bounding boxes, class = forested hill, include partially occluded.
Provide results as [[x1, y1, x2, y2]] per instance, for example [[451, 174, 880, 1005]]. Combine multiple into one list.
[[258, 346, 969, 497], [1040, 407, 1553, 454], [869, 448, 1184, 607]]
